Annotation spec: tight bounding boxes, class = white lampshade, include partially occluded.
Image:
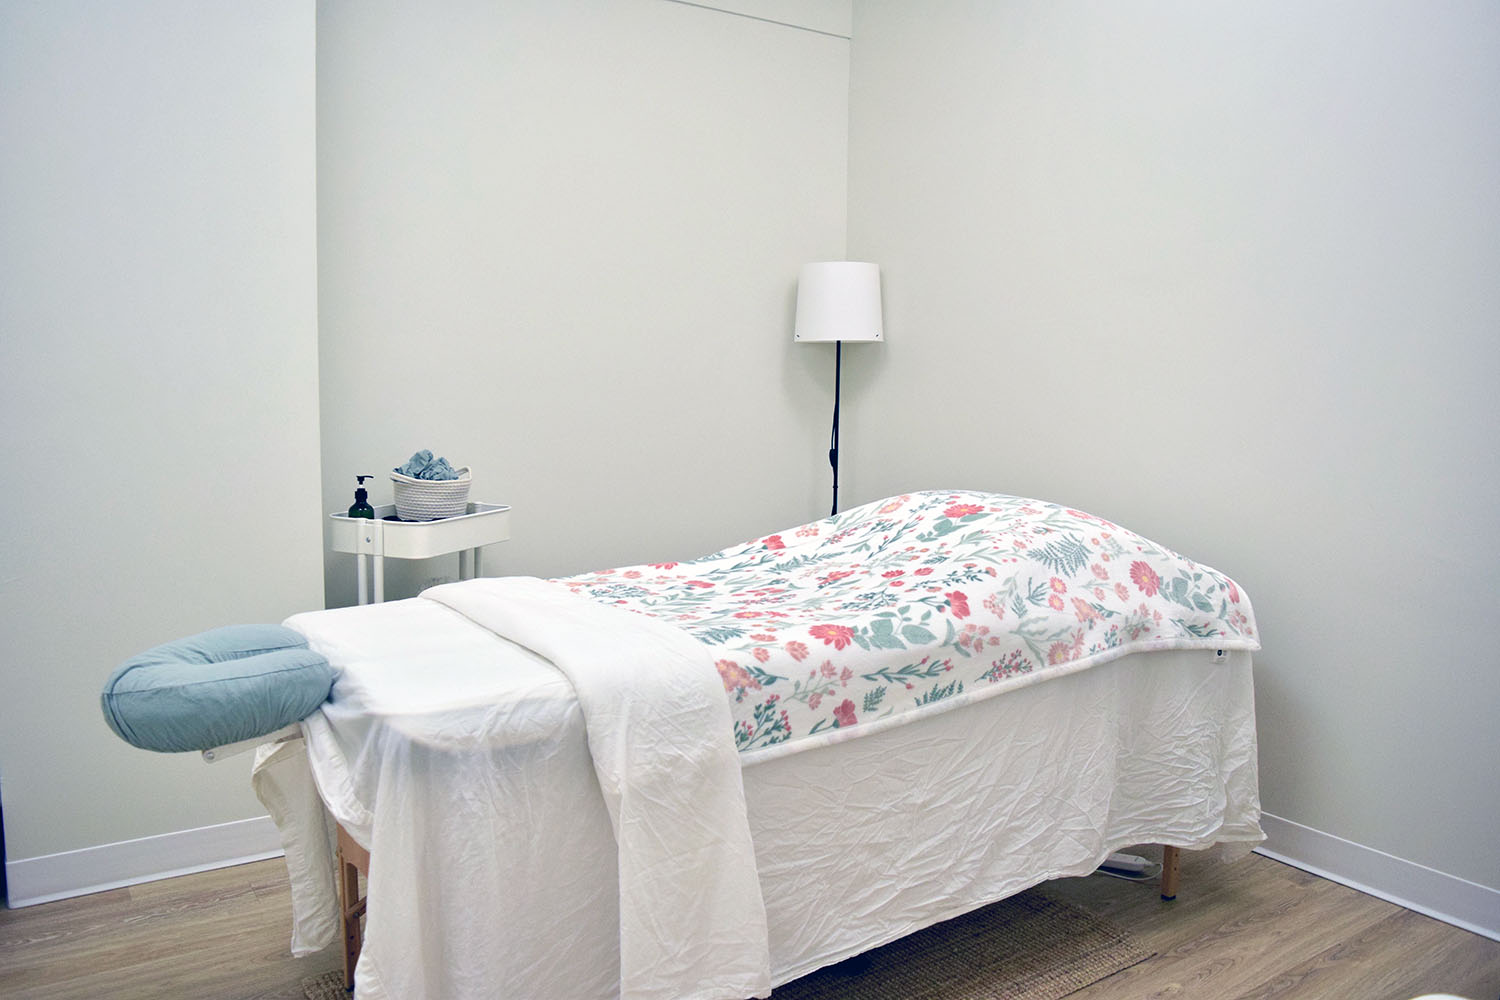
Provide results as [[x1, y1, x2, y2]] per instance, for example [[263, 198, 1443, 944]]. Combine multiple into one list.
[[794, 261, 883, 343]]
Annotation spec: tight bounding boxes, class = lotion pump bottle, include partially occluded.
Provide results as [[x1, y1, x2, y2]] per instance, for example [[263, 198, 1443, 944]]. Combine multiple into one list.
[[348, 475, 375, 519]]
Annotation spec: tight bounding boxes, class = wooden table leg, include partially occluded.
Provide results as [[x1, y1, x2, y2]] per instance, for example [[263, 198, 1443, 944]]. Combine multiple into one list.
[[1160, 845, 1181, 901], [337, 825, 370, 992]]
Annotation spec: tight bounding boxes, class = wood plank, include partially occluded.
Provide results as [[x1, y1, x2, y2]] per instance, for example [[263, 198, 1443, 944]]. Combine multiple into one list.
[[1, 853, 1497, 1000], [0, 859, 339, 1000], [1063, 863, 1411, 999], [1234, 906, 1500, 1000]]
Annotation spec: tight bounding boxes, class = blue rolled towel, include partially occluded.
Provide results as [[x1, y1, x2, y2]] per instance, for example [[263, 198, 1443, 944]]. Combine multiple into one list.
[[395, 449, 460, 480]]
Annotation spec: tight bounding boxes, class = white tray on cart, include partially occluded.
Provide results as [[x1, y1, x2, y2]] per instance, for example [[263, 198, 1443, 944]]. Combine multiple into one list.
[[329, 502, 511, 604]]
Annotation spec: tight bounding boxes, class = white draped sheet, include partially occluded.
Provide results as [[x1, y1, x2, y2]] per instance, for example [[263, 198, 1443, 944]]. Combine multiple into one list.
[[424, 579, 769, 1000], [255, 587, 1262, 1000]]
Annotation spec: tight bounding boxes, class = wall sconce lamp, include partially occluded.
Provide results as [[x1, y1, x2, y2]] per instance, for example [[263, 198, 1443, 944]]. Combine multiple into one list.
[[794, 261, 883, 517]]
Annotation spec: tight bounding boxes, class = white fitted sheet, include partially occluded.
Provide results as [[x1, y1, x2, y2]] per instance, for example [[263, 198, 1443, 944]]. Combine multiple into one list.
[[257, 595, 1260, 1000]]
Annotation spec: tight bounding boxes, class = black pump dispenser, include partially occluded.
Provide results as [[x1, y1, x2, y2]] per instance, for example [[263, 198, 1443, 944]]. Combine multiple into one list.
[[348, 475, 375, 519]]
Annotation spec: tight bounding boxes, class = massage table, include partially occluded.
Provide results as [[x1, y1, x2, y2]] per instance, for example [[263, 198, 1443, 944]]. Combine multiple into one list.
[[107, 490, 1263, 1000]]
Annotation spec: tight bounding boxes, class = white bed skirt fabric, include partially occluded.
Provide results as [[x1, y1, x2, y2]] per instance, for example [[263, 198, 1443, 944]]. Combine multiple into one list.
[[749, 645, 1261, 983], [256, 596, 1261, 1000]]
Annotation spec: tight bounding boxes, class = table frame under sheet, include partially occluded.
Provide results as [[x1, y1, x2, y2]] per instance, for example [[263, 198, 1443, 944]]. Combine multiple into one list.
[[332, 826, 1181, 992], [270, 625, 1259, 1000]]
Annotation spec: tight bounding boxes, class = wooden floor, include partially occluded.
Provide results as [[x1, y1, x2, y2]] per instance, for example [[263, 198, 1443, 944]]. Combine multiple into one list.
[[1, 846, 1497, 999], [0, 860, 341, 1000], [1044, 847, 1500, 1000]]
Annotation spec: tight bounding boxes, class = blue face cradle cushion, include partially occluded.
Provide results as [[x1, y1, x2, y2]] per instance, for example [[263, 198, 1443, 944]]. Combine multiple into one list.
[[101, 624, 334, 753]]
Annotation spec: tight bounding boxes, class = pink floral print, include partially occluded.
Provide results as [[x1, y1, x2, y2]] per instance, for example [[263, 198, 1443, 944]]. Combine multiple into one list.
[[559, 491, 1256, 752], [1130, 561, 1161, 597], [809, 624, 856, 650]]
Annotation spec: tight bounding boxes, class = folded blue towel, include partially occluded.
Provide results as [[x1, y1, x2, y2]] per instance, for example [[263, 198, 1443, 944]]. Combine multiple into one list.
[[395, 449, 461, 480]]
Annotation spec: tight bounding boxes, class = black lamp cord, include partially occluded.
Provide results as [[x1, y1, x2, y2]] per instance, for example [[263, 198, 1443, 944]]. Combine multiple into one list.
[[829, 340, 842, 517]]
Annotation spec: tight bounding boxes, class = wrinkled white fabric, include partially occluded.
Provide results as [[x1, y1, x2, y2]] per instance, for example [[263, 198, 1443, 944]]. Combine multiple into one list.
[[250, 735, 339, 955], [746, 647, 1262, 981], [282, 595, 617, 1000], [257, 600, 1261, 999], [422, 578, 770, 1000]]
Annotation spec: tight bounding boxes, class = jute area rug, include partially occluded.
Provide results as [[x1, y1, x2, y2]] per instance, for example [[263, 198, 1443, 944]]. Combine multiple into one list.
[[302, 888, 1151, 1000]]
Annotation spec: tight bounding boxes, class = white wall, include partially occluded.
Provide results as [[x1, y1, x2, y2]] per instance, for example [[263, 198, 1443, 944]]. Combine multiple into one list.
[[846, 0, 1500, 896], [20, 0, 1488, 932], [315, 0, 852, 607], [0, 0, 323, 883], [0, 0, 851, 905]]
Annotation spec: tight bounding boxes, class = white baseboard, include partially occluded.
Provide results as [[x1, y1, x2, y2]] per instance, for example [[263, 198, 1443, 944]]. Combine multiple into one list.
[[4, 815, 284, 908], [1257, 812, 1500, 942]]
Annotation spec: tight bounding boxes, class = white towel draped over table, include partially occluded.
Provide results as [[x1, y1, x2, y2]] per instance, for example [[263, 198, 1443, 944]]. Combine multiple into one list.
[[424, 578, 771, 1000]]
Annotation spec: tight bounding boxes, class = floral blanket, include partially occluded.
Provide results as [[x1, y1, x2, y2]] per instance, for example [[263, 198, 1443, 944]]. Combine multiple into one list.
[[558, 490, 1257, 759]]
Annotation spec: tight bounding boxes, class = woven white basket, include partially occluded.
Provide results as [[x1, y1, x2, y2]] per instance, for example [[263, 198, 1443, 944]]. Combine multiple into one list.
[[391, 466, 472, 521]]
